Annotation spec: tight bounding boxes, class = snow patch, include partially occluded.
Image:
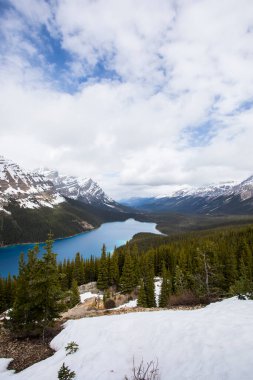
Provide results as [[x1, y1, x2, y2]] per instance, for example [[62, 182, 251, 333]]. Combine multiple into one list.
[[154, 277, 162, 307], [114, 299, 137, 309], [79, 292, 102, 303]]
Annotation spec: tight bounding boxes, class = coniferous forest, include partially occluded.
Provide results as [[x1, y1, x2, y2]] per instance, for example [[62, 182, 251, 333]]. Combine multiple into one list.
[[1, 224, 253, 336]]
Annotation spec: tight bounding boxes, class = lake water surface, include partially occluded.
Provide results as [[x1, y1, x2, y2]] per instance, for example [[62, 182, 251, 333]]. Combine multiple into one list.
[[0, 219, 161, 277]]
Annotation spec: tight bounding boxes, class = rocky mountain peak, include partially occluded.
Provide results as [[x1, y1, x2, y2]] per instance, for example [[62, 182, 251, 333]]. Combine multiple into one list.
[[0, 156, 64, 212]]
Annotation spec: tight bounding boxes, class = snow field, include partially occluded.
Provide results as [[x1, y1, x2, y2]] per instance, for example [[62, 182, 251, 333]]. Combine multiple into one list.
[[0, 298, 253, 380]]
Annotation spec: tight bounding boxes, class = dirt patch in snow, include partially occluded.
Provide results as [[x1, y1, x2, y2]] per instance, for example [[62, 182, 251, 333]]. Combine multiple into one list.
[[0, 325, 61, 373]]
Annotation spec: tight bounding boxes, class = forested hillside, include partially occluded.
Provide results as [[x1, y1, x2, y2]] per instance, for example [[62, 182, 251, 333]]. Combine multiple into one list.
[[1, 224, 253, 314], [0, 199, 136, 245]]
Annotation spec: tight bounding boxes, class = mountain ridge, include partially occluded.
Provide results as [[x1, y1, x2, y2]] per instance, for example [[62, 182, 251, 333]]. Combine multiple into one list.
[[122, 175, 253, 215]]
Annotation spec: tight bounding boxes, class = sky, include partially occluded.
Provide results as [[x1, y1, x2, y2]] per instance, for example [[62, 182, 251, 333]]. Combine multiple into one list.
[[0, 0, 253, 199]]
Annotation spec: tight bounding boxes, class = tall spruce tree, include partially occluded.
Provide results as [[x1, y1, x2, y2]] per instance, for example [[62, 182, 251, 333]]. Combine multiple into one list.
[[109, 251, 120, 287], [33, 235, 63, 341], [120, 252, 137, 293], [143, 256, 156, 308], [9, 235, 63, 339], [137, 278, 147, 307], [159, 263, 170, 308], [97, 245, 109, 290], [70, 279, 80, 307]]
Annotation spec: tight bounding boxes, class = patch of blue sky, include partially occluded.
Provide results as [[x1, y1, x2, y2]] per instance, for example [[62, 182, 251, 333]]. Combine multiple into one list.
[[0, 2, 121, 93], [182, 120, 217, 148], [225, 99, 253, 117], [33, 30, 121, 92], [236, 99, 253, 112], [0, 0, 11, 13], [87, 59, 121, 83], [39, 25, 71, 69]]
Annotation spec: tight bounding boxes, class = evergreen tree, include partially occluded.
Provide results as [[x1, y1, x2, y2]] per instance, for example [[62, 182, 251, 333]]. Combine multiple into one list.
[[73, 253, 84, 285], [9, 235, 63, 339], [9, 251, 36, 334], [159, 263, 170, 307], [143, 256, 156, 308], [137, 278, 147, 307], [70, 279, 80, 307], [97, 244, 109, 290], [174, 265, 187, 295], [108, 251, 120, 286], [58, 363, 76, 380], [35, 235, 63, 340], [120, 252, 137, 293], [0, 277, 6, 313]]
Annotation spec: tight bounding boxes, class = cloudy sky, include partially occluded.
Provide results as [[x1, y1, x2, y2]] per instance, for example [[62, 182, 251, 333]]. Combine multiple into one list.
[[0, 0, 253, 199]]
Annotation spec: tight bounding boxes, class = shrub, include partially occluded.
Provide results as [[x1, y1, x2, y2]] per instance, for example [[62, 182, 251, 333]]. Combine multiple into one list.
[[104, 298, 116, 309], [125, 358, 160, 380], [168, 290, 200, 307], [58, 363, 76, 380], [65, 341, 79, 355]]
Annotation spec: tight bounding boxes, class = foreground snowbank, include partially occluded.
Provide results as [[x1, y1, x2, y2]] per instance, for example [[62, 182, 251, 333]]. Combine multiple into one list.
[[1, 298, 253, 380]]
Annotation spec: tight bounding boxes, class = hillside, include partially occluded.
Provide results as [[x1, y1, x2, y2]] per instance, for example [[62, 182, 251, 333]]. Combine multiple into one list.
[[1, 298, 252, 379], [0, 198, 137, 246], [122, 176, 253, 215]]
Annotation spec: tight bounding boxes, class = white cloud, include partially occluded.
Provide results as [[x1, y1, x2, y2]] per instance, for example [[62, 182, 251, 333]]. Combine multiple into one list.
[[0, 0, 253, 199]]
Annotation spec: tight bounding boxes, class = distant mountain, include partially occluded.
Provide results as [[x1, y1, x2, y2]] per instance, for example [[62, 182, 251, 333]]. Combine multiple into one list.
[[122, 177, 253, 215], [0, 156, 134, 245], [36, 168, 125, 212]]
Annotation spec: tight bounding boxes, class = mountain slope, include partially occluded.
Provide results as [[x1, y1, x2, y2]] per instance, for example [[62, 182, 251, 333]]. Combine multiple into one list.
[[0, 198, 136, 245], [0, 156, 64, 212], [36, 168, 126, 212], [0, 157, 135, 245], [122, 177, 253, 215]]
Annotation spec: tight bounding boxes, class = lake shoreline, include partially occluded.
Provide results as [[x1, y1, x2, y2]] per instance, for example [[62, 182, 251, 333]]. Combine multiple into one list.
[[0, 219, 162, 277], [0, 216, 163, 249]]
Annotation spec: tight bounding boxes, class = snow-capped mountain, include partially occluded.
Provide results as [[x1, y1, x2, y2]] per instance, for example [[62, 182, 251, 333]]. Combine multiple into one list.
[[36, 168, 123, 211], [122, 176, 253, 215], [167, 181, 239, 199], [0, 156, 64, 213]]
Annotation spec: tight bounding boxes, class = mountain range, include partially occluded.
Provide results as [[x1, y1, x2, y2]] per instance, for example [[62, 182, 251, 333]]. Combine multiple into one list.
[[122, 176, 253, 215], [0, 156, 133, 245]]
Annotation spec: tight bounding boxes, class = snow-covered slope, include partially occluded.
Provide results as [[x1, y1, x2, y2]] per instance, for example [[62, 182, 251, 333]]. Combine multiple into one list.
[[36, 168, 124, 211], [0, 156, 65, 212], [1, 298, 253, 380]]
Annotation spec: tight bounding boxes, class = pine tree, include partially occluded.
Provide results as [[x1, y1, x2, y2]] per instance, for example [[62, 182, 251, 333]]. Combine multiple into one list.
[[97, 245, 109, 290], [143, 256, 156, 308], [58, 363, 76, 380], [174, 265, 187, 295], [35, 235, 63, 341], [73, 253, 84, 285], [70, 279, 80, 307], [159, 263, 170, 308], [137, 278, 147, 307], [0, 277, 6, 313], [120, 252, 137, 293], [108, 251, 120, 287], [9, 235, 63, 339], [9, 251, 36, 334]]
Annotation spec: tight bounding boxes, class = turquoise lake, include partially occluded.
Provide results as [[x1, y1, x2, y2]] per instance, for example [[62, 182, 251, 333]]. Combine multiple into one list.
[[0, 219, 161, 277]]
